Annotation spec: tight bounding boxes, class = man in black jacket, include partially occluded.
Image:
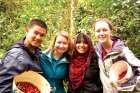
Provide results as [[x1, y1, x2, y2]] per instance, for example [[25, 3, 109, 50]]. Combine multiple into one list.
[[0, 19, 48, 93]]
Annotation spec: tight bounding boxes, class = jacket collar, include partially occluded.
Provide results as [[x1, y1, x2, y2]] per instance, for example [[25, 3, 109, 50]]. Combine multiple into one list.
[[10, 38, 41, 61], [45, 51, 69, 63], [95, 36, 125, 60]]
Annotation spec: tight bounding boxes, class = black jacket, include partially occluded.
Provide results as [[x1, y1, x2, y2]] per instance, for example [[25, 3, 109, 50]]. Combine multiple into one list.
[[0, 39, 41, 93], [70, 53, 103, 93]]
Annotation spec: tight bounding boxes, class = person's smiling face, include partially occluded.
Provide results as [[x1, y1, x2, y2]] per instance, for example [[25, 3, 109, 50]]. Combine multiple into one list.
[[25, 25, 47, 48], [54, 35, 69, 55], [76, 42, 89, 54], [94, 21, 112, 44]]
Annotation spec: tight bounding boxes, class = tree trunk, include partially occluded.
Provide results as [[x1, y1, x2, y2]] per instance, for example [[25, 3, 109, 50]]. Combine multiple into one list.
[[70, 0, 77, 35]]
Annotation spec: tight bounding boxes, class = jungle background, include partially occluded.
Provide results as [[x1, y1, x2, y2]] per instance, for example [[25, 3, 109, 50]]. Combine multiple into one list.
[[0, 0, 140, 58]]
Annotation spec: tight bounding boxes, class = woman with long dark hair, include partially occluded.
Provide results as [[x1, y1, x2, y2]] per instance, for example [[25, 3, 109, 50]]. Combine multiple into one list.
[[69, 32, 103, 93]]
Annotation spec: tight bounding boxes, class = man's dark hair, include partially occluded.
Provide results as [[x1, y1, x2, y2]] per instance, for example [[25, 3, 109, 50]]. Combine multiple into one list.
[[27, 19, 48, 30]]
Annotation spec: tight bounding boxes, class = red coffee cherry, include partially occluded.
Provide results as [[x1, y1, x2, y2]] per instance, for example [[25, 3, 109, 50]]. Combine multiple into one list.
[[16, 82, 41, 93]]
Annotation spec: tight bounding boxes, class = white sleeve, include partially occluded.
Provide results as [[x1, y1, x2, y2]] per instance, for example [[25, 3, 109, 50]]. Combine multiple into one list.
[[123, 47, 140, 67]]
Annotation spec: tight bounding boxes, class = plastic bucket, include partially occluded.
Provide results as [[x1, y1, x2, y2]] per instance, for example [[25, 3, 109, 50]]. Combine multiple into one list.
[[109, 60, 133, 84], [13, 71, 51, 93]]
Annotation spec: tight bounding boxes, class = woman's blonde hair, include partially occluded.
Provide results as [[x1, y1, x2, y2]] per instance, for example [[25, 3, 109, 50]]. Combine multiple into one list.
[[46, 31, 73, 58]]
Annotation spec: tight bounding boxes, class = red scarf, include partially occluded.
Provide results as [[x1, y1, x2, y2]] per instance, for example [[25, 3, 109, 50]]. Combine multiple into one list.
[[69, 55, 88, 89]]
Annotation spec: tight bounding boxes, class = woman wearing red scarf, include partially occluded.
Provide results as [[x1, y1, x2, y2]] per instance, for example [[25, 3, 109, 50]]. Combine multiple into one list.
[[69, 32, 103, 93]]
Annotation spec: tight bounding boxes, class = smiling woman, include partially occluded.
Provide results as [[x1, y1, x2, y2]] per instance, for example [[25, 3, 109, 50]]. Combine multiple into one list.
[[39, 31, 73, 93], [94, 18, 140, 93], [75, 34, 89, 54], [69, 32, 103, 93], [53, 33, 69, 60]]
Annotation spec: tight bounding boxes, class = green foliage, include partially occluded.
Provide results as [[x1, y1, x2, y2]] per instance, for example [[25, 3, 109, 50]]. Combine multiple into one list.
[[0, 0, 140, 58], [75, 0, 140, 58], [110, 0, 140, 57]]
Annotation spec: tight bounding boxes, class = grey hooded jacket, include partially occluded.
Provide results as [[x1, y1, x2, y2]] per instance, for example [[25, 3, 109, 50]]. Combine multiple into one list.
[[95, 36, 140, 93]]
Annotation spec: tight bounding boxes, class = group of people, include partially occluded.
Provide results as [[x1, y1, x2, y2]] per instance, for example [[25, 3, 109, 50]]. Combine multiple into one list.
[[0, 18, 140, 93]]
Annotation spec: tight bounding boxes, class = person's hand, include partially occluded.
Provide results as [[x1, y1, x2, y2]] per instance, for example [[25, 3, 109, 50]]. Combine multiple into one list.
[[110, 81, 118, 89]]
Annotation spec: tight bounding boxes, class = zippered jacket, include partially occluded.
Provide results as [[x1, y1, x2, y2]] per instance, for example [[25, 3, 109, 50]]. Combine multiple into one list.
[[0, 39, 41, 93], [40, 51, 69, 93], [95, 36, 140, 93]]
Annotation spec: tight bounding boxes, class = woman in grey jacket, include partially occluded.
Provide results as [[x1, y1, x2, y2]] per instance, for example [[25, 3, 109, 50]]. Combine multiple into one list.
[[0, 19, 48, 93], [93, 18, 140, 93]]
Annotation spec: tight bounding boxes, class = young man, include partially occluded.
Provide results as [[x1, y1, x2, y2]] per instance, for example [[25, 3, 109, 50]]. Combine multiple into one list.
[[0, 19, 48, 93]]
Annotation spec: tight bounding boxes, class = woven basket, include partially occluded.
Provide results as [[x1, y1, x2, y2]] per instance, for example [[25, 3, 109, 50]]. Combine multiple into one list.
[[13, 71, 51, 93], [109, 60, 133, 84]]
